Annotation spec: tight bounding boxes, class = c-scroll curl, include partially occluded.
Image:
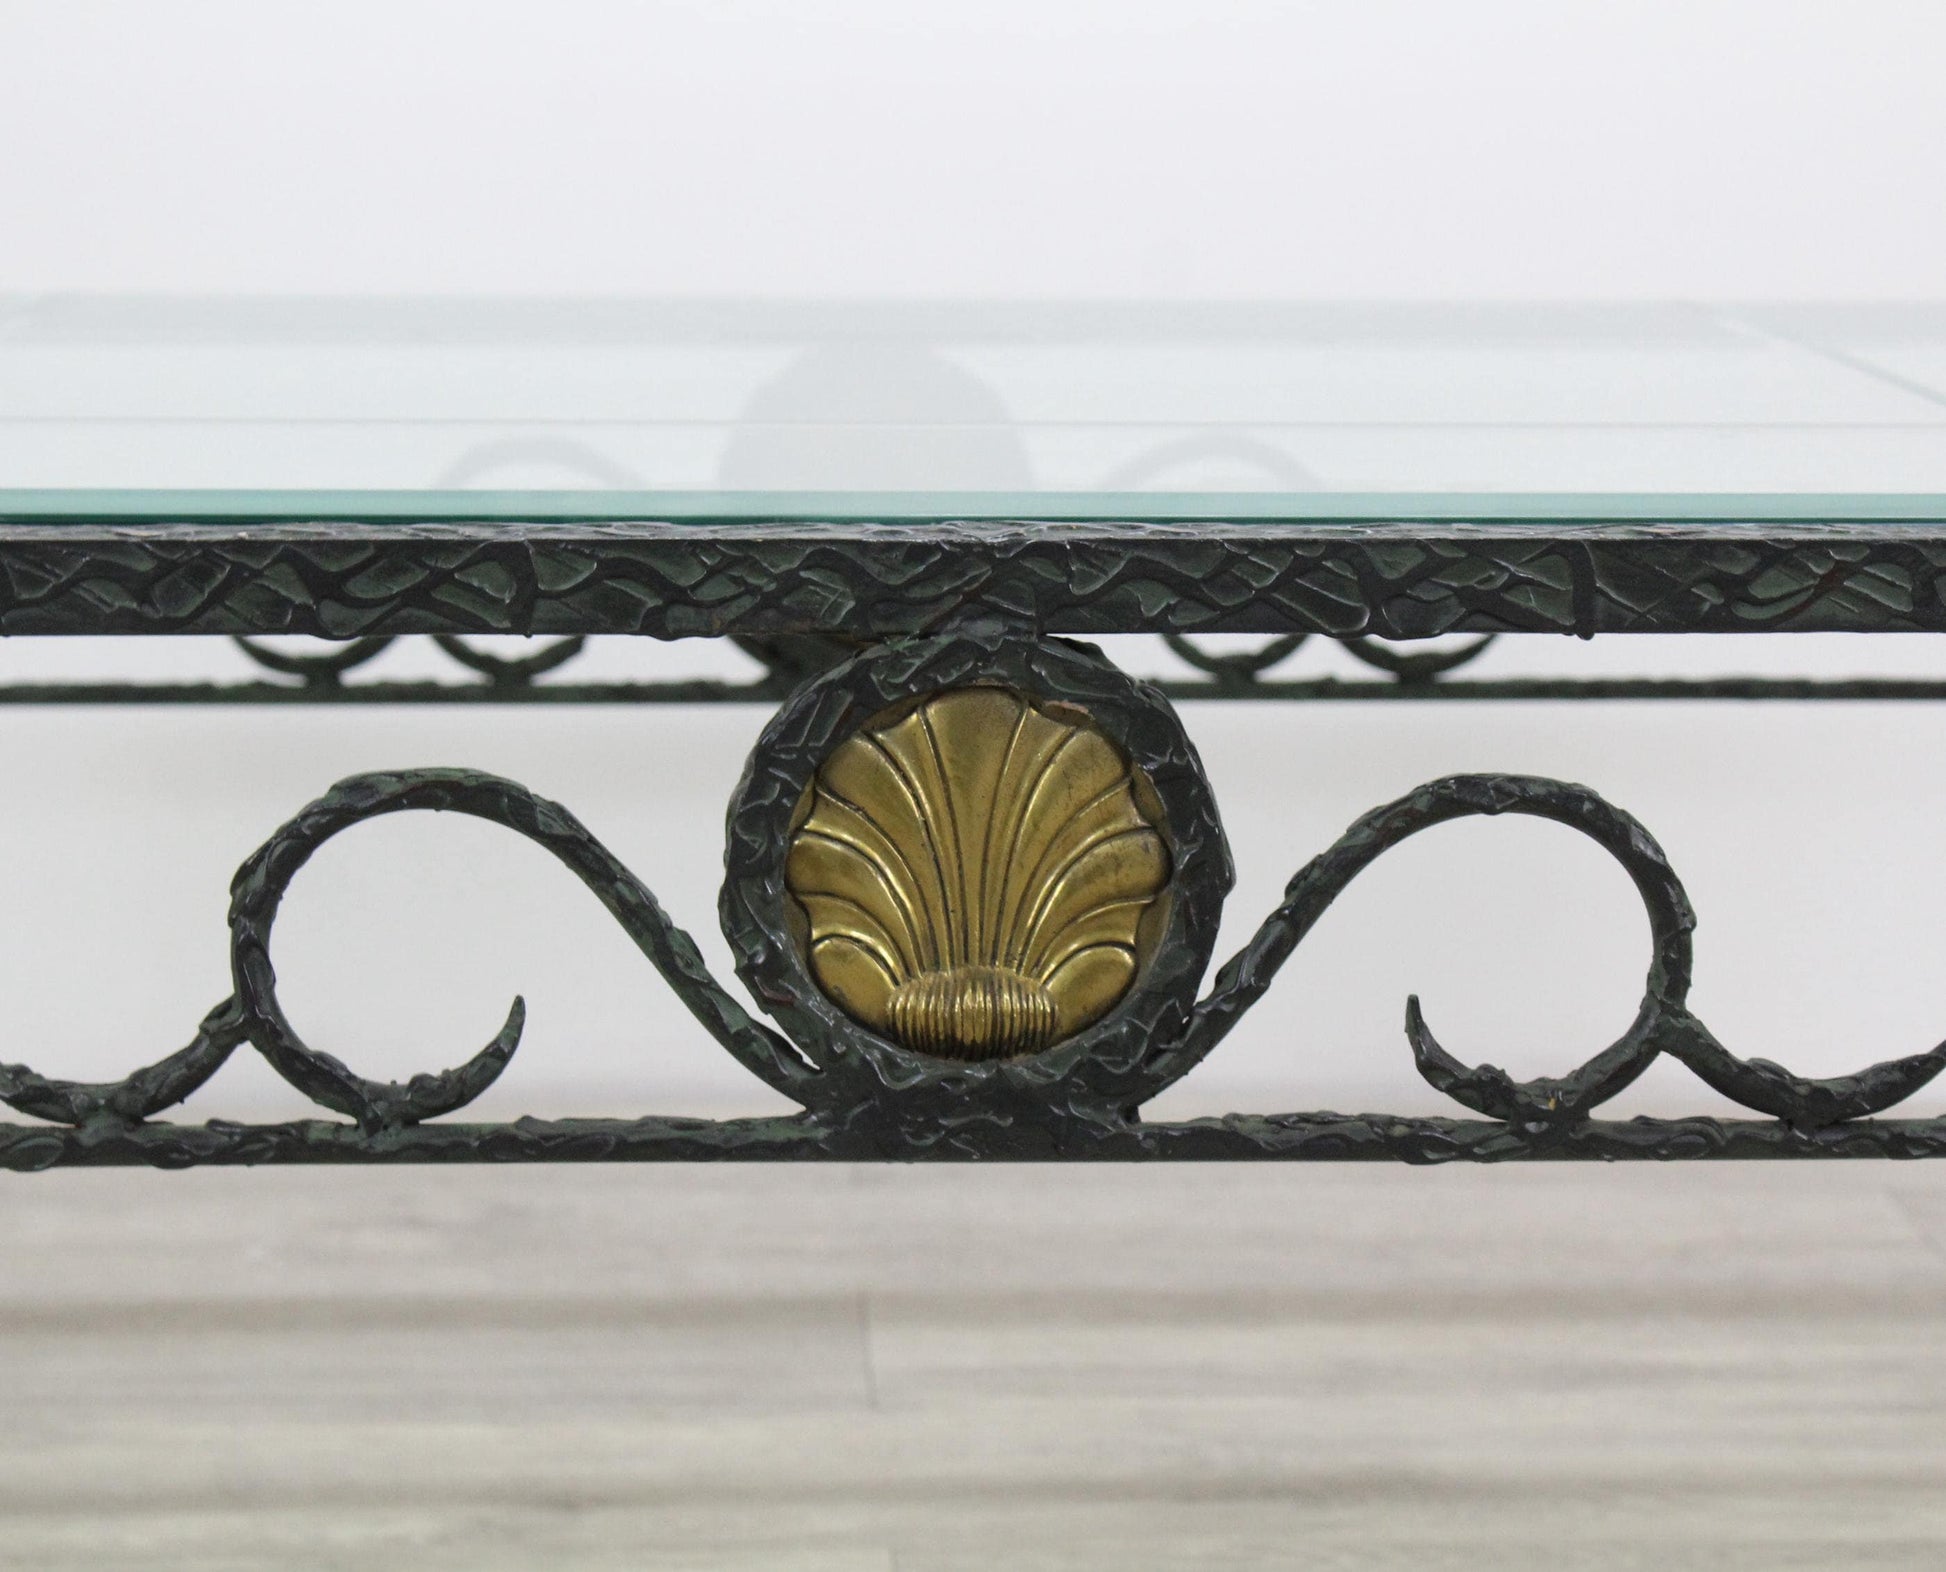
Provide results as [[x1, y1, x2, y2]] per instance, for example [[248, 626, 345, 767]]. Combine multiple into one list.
[[228, 768, 812, 1130], [432, 635, 587, 684], [232, 636, 394, 686], [0, 996, 246, 1128], [1136, 773, 1946, 1131], [1163, 633, 1309, 684], [1339, 635, 1497, 684]]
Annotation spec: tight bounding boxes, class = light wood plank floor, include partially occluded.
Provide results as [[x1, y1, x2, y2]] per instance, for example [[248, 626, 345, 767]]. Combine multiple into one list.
[[2, 1161, 1945, 1569]]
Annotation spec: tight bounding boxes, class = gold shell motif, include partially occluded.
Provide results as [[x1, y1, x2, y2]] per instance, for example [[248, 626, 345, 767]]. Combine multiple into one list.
[[784, 687, 1171, 1062]]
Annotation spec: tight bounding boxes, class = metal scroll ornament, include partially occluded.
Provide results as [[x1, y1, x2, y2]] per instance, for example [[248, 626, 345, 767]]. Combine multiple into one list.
[[14, 627, 1946, 1167], [720, 630, 1233, 1103], [784, 688, 1170, 1061]]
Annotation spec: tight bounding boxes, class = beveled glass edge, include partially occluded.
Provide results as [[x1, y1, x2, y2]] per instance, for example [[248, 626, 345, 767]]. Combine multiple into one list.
[[4, 489, 1946, 524], [5, 296, 1946, 344]]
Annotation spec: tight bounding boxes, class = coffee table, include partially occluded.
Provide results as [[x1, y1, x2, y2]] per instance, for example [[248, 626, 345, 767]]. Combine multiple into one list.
[[2, 299, 1943, 1166]]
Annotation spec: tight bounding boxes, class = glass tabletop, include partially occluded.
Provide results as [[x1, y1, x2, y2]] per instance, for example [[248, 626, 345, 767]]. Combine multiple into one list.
[[2, 298, 1944, 517]]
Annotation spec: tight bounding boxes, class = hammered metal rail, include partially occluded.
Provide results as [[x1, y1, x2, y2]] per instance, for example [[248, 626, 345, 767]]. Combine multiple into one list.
[[3, 628, 1944, 1169], [1, 509, 1944, 703], [1, 517, 1945, 638]]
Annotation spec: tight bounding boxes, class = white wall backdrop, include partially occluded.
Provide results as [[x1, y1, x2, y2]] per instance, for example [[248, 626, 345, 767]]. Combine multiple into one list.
[[0, 0, 1941, 300], [0, 1, 1943, 1120]]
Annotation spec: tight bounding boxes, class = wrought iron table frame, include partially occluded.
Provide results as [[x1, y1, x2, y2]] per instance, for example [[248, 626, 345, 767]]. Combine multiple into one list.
[[4, 502, 1944, 1169]]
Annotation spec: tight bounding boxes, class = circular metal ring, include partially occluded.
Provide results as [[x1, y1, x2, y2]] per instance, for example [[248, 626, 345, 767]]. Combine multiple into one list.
[[719, 633, 1232, 1113]]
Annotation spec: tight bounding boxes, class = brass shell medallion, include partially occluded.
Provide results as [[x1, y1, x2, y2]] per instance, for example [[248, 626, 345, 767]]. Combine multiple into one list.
[[784, 687, 1171, 1061]]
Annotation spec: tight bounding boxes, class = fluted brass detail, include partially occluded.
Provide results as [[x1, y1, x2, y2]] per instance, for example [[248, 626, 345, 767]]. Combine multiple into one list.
[[784, 687, 1170, 1061], [888, 965, 1058, 1060]]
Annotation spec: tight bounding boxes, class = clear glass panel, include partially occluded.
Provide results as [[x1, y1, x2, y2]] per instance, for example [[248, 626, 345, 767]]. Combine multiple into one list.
[[1, 298, 1943, 517]]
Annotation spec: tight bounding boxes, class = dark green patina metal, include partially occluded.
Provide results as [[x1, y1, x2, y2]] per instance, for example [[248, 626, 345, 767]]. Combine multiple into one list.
[[1, 507, 1944, 1165], [0, 514, 1940, 639], [0, 510, 1941, 701], [3, 749, 1944, 1167]]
